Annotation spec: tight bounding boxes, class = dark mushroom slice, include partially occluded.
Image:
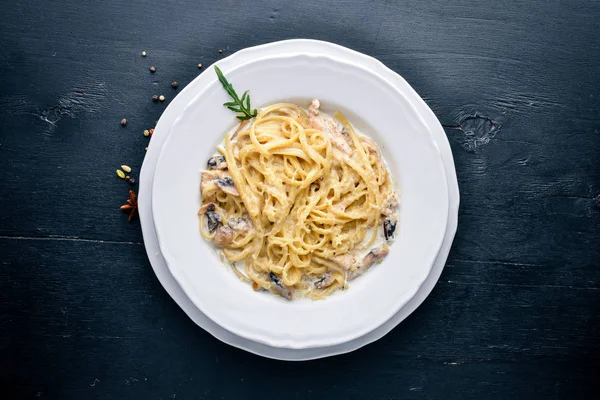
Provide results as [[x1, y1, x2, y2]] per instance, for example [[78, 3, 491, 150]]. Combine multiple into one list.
[[314, 273, 336, 289], [207, 155, 227, 170], [269, 272, 293, 300], [383, 219, 397, 241], [205, 204, 222, 233], [215, 177, 240, 196]]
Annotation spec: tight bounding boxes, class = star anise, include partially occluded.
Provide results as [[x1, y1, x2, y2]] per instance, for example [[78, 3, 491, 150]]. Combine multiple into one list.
[[120, 190, 138, 222]]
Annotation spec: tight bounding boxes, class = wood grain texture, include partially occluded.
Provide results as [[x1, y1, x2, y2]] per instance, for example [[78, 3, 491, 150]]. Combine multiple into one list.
[[1, 0, 599, 398]]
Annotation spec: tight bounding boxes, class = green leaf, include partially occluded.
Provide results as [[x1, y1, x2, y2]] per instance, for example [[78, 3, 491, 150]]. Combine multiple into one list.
[[215, 66, 256, 121]]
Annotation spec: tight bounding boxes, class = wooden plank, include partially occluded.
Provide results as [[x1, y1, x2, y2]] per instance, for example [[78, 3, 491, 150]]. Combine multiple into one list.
[[2, 238, 598, 398]]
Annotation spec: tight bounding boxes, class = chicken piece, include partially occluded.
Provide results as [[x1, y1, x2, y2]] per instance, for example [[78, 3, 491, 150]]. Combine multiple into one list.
[[361, 136, 380, 156], [381, 192, 399, 218], [228, 216, 253, 234], [207, 155, 227, 170], [330, 253, 357, 270], [314, 273, 336, 289], [215, 176, 239, 196], [348, 244, 389, 280], [307, 99, 352, 155], [213, 225, 233, 247], [269, 272, 293, 300]]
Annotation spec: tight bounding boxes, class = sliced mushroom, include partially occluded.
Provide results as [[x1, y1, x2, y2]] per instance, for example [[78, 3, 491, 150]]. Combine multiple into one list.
[[269, 272, 293, 300], [314, 273, 336, 289], [213, 225, 233, 247], [348, 244, 389, 281], [207, 155, 227, 170], [228, 216, 253, 234], [215, 177, 239, 197], [205, 204, 222, 233], [308, 99, 352, 155], [383, 219, 397, 241], [198, 202, 215, 215]]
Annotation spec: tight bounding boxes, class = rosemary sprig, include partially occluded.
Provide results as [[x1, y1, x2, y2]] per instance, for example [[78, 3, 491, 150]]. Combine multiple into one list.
[[214, 65, 258, 120]]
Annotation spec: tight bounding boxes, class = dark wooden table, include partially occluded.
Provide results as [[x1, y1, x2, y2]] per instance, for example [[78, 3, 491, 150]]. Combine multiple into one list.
[[2, 1, 599, 398]]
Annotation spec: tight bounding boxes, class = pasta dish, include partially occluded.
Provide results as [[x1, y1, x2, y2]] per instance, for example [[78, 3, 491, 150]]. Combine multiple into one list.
[[198, 99, 398, 300]]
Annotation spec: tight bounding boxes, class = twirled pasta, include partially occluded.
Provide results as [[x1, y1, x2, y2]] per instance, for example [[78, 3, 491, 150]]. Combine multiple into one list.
[[198, 100, 398, 300]]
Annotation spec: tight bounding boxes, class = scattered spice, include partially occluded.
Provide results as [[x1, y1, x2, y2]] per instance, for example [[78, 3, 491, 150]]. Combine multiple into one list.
[[149, 66, 156, 73], [120, 118, 127, 126], [116, 169, 126, 179], [149, 128, 154, 135], [125, 175, 130, 180], [143, 129, 150, 137], [197, 63, 203, 69], [171, 81, 178, 88], [218, 49, 223, 54], [152, 95, 158, 102], [252, 282, 260, 291], [120, 190, 138, 222], [121, 165, 132, 173], [141, 51, 147, 57], [159, 95, 165, 102], [145, 147, 148, 151], [127, 177, 136, 185]]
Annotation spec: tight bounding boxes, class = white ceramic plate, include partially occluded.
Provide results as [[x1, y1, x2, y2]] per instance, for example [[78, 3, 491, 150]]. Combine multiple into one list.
[[139, 39, 459, 360], [151, 53, 449, 349]]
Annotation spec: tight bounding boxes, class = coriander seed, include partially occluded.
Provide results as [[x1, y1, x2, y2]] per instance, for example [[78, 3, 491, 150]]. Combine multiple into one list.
[[141, 51, 147, 57], [218, 49, 223, 54], [159, 95, 165, 102], [149, 66, 156, 73], [197, 63, 203, 69], [171, 81, 178, 88], [143, 129, 150, 137]]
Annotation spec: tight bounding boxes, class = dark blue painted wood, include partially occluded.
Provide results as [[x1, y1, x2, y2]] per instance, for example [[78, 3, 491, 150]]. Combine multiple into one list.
[[1, 0, 599, 398]]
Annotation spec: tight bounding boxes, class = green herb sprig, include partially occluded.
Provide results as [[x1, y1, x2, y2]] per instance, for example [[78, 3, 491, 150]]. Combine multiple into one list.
[[214, 65, 257, 120]]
